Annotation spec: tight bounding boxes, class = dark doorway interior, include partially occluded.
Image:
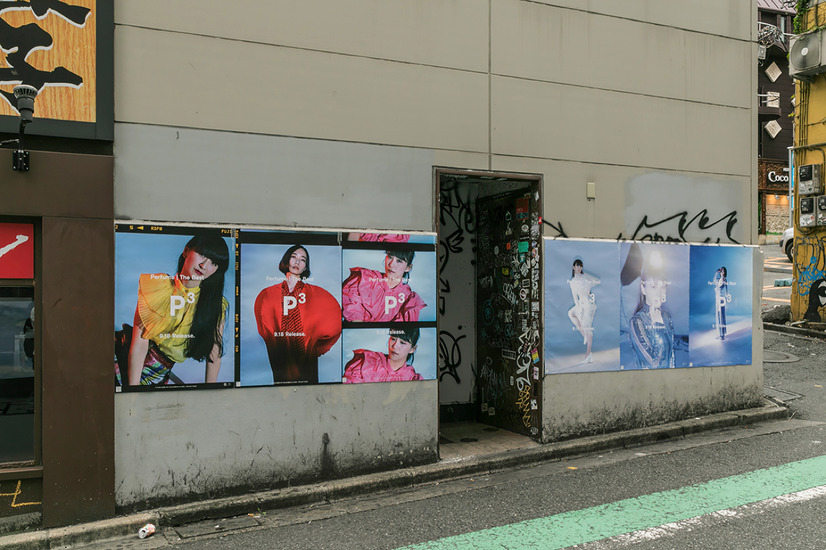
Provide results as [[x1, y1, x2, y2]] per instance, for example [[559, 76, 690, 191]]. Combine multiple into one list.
[[436, 169, 543, 443]]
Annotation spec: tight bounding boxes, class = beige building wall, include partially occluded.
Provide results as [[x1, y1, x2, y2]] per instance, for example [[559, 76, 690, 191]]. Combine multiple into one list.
[[112, 0, 760, 507]]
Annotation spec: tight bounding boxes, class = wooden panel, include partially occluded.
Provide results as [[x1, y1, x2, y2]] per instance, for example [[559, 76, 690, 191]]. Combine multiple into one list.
[[41, 217, 114, 527], [0, 1, 96, 122], [1, 149, 113, 219], [0, 478, 41, 519]]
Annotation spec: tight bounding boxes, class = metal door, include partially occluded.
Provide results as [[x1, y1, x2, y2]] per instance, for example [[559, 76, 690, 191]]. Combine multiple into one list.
[[476, 191, 542, 438]]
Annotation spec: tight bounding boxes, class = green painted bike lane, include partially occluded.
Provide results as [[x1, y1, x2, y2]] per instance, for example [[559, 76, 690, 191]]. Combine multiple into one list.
[[400, 454, 826, 549]]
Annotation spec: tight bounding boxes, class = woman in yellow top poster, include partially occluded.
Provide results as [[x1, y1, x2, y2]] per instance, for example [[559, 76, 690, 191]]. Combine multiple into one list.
[[121, 234, 230, 386]]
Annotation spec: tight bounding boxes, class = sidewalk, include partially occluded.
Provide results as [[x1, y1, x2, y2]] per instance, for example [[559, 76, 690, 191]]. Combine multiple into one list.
[[0, 398, 788, 550]]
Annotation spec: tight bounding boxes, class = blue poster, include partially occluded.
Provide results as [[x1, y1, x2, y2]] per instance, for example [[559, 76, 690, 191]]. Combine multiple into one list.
[[544, 239, 621, 374], [688, 245, 753, 366], [341, 326, 437, 383], [114, 227, 236, 389], [619, 242, 690, 370], [238, 233, 342, 386], [341, 247, 437, 323]]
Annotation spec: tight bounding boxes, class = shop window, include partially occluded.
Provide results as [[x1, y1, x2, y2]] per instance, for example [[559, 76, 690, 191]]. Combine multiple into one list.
[[0, 287, 35, 464]]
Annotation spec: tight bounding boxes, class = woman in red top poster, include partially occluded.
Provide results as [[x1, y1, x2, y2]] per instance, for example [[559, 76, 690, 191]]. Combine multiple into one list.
[[254, 245, 341, 384]]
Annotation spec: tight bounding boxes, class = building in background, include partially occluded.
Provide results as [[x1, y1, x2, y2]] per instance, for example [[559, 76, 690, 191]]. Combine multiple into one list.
[[0, 1, 762, 529], [757, 0, 796, 237], [788, 1, 826, 321]]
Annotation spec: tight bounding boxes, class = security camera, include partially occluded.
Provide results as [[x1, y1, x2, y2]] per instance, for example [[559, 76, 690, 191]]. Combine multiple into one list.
[[13, 85, 38, 124]]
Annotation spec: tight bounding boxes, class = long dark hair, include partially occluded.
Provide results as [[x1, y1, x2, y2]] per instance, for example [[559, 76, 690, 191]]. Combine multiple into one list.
[[177, 234, 230, 362], [279, 245, 311, 279], [805, 278, 826, 322], [571, 258, 583, 278]]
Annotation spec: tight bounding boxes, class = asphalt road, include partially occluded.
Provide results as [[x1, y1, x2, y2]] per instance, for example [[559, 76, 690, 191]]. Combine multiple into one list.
[[74, 244, 824, 550], [760, 242, 792, 311]]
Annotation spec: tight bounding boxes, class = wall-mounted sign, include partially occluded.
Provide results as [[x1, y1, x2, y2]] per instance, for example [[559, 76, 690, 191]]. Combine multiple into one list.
[[0, 223, 34, 279], [0, 1, 112, 140], [767, 170, 790, 184]]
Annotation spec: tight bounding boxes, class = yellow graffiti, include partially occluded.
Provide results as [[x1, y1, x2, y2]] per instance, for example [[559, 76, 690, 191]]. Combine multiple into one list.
[[516, 386, 532, 428], [0, 480, 41, 508]]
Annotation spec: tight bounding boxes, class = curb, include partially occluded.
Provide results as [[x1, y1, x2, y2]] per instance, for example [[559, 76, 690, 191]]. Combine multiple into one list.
[[0, 512, 157, 550], [764, 322, 826, 339], [0, 400, 787, 549]]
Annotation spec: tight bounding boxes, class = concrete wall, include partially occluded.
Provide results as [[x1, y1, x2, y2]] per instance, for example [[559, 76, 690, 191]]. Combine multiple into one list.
[[112, 0, 759, 505], [115, 382, 437, 509]]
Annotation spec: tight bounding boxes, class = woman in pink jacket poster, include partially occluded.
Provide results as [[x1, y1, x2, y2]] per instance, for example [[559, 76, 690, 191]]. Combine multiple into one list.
[[342, 248, 434, 323], [342, 326, 437, 383]]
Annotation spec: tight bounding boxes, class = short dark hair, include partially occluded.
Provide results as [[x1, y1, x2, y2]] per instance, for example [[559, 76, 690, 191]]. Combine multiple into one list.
[[279, 245, 310, 279], [386, 250, 414, 266], [390, 327, 420, 365], [397, 326, 420, 346]]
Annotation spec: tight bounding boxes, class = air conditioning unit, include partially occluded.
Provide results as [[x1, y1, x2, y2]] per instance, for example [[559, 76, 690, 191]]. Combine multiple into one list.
[[790, 30, 826, 80]]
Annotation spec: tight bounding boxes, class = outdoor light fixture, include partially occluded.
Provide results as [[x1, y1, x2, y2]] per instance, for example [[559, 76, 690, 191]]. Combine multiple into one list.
[[0, 84, 38, 172]]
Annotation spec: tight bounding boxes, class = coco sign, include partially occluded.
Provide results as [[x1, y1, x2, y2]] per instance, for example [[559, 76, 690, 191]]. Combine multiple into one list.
[[0, 223, 34, 279], [767, 170, 790, 184]]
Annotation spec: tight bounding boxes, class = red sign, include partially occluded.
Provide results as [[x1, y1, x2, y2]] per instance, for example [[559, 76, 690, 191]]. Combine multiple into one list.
[[0, 223, 34, 278]]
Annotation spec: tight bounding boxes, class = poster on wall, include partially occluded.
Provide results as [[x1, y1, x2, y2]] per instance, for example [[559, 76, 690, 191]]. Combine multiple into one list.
[[544, 239, 621, 374], [688, 246, 753, 366], [341, 239, 438, 324], [619, 242, 690, 370], [341, 325, 438, 383], [0, 223, 34, 279], [238, 231, 343, 386], [114, 225, 236, 391], [340, 234, 438, 383]]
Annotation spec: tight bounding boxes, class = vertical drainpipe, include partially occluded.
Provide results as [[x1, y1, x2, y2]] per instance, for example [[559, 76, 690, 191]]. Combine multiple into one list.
[[789, 145, 795, 228]]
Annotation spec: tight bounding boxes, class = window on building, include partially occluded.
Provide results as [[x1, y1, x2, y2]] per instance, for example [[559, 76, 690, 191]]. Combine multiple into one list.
[[0, 222, 36, 466], [0, 287, 35, 464]]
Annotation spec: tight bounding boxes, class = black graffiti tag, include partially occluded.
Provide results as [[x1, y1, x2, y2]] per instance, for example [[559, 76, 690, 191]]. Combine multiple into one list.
[[540, 219, 567, 238], [0, 1, 90, 109], [627, 209, 739, 244]]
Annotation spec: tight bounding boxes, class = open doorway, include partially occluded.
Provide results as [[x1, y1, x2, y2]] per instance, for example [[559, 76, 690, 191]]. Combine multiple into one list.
[[436, 169, 543, 450]]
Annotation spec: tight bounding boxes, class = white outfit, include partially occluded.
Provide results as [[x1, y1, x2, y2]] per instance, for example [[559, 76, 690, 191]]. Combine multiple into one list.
[[568, 273, 600, 331]]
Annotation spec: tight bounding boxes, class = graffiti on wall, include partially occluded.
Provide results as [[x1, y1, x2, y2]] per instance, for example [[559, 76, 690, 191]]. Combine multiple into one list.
[[541, 219, 568, 238], [0, 480, 40, 509], [437, 179, 478, 391], [792, 234, 826, 322], [625, 209, 740, 243], [624, 174, 745, 244], [475, 192, 541, 436]]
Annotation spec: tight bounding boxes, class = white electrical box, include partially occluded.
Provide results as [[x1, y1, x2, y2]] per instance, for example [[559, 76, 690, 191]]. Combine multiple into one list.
[[817, 195, 826, 226], [799, 164, 823, 195], [801, 196, 816, 227]]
